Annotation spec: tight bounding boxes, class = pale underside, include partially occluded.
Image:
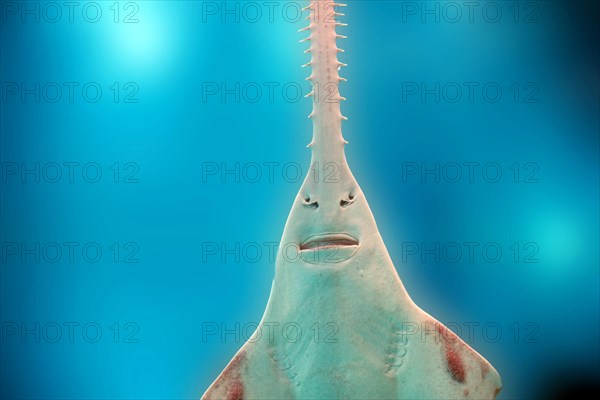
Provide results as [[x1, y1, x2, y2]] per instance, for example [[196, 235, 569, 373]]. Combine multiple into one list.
[[202, 1, 501, 399]]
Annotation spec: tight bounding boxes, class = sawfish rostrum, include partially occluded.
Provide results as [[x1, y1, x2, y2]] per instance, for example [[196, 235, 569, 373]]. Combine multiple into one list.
[[202, 1, 502, 398]]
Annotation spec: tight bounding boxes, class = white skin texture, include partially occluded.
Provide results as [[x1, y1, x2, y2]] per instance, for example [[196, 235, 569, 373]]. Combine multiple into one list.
[[202, 2, 502, 399]]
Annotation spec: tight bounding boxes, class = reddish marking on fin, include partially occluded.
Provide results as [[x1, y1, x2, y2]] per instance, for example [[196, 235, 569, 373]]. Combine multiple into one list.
[[493, 387, 501, 399], [223, 352, 246, 400], [446, 347, 466, 383], [463, 389, 470, 397], [228, 381, 244, 400], [436, 323, 467, 383]]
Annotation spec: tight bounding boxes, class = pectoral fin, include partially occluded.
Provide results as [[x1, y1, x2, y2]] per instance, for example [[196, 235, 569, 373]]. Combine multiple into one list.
[[393, 314, 502, 399]]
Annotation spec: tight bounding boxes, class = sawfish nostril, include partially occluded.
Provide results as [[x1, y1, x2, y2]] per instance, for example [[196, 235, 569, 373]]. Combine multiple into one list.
[[341, 193, 356, 208], [303, 196, 319, 209]]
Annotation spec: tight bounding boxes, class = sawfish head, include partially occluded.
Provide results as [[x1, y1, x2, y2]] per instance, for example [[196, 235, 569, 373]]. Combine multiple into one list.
[[276, 149, 388, 271]]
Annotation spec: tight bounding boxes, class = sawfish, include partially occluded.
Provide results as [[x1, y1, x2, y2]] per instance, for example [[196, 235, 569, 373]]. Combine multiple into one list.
[[202, 1, 502, 398]]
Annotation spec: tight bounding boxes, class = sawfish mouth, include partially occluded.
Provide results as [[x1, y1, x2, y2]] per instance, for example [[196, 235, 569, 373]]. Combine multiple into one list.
[[300, 233, 359, 250], [299, 233, 359, 264]]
